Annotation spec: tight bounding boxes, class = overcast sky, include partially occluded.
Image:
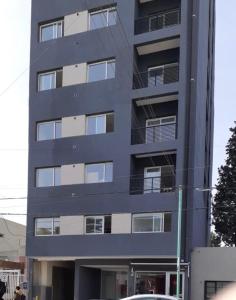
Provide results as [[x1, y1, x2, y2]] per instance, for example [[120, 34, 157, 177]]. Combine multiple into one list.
[[0, 0, 234, 225]]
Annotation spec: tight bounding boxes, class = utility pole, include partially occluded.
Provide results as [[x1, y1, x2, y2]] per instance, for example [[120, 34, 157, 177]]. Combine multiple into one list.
[[176, 185, 183, 300]]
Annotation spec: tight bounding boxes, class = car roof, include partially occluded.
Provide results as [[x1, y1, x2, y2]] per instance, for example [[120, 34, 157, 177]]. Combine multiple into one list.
[[121, 295, 177, 300]]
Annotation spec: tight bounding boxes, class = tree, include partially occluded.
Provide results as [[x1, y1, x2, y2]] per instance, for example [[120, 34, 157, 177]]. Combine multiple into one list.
[[210, 232, 221, 247], [213, 124, 236, 246]]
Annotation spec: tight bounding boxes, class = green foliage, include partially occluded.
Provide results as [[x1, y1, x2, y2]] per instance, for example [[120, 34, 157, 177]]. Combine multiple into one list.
[[210, 232, 221, 247], [213, 124, 236, 246]]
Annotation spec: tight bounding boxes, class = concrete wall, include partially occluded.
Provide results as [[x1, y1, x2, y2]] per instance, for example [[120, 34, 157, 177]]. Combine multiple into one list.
[[64, 11, 88, 36], [60, 216, 84, 235], [111, 214, 131, 234], [191, 248, 236, 300], [62, 115, 86, 138], [61, 164, 85, 185], [62, 63, 87, 87], [0, 218, 26, 259]]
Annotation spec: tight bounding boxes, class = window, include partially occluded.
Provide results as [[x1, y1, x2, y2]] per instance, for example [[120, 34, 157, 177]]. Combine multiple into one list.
[[85, 215, 111, 234], [146, 116, 176, 143], [148, 63, 179, 86], [38, 69, 62, 91], [205, 281, 231, 300], [40, 20, 63, 42], [132, 213, 171, 233], [86, 113, 114, 135], [135, 272, 184, 298], [85, 162, 113, 183], [36, 167, 61, 187], [87, 60, 115, 82], [89, 7, 117, 30], [37, 120, 62, 141], [35, 217, 60, 236]]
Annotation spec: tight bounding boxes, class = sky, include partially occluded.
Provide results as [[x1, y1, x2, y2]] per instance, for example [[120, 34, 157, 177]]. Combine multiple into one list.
[[0, 0, 234, 225]]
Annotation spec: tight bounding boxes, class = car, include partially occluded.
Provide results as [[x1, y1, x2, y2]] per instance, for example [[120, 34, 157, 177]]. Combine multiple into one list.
[[120, 295, 177, 300]]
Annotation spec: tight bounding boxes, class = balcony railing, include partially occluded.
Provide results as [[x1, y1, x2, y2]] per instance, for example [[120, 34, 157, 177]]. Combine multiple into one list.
[[133, 63, 179, 89], [130, 174, 175, 195], [132, 123, 176, 145], [135, 9, 180, 35]]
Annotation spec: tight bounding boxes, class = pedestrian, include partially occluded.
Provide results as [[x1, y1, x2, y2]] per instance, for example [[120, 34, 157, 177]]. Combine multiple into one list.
[[0, 279, 6, 300], [13, 286, 26, 300]]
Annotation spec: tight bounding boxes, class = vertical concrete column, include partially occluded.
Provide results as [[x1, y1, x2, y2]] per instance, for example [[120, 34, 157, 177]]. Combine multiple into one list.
[[74, 261, 80, 300]]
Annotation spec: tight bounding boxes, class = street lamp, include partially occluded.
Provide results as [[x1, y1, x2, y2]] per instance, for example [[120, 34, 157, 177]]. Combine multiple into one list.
[[176, 186, 183, 300]]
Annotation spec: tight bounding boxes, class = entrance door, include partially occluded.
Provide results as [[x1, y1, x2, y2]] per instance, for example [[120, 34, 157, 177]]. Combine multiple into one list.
[[166, 272, 184, 299], [52, 267, 74, 300], [101, 271, 128, 300], [144, 167, 161, 193]]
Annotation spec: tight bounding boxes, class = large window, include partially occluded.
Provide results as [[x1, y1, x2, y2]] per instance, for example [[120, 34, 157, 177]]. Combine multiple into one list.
[[85, 162, 113, 183], [35, 217, 60, 236], [40, 20, 63, 42], [38, 69, 62, 91], [132, 213, 171, 233], [135, 272, 184, 298], [86, 113, 114, 135], [87, 60, 115, 82], [37, 120, 62, 141], [205, 281, 231, 300], [85, 215, 111, 234], [89, 7, 117, 30], [36, 167, 61, 187]]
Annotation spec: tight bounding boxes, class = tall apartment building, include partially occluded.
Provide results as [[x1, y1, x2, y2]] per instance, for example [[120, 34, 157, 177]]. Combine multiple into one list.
[[27, 0, 215, 299]]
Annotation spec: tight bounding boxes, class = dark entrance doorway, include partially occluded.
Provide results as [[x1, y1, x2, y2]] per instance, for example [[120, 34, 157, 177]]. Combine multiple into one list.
[[52, 266, 74, 300]]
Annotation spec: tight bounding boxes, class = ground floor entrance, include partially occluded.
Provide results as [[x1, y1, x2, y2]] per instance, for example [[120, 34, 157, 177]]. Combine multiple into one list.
[[30, 259, 188, 300]]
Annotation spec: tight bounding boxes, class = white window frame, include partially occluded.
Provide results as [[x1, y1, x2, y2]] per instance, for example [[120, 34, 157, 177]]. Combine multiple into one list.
[[134, 271, 184, 299], [40, 20, 63, 42], [148, 62, 179, 85], [85, 162, 113, 183], [36, 167, 61, 187], [35, 217, 60, 237], [38, 71, 57, 91], [84, 216, 105, 235], [146, 116, 176, 128], [144, 166, 162, 194], [145, 116, 176, 143], [89, 7, 117, 30], [132, 213, 165, 233], [86, 114, 106, 135], [148, 9, 180, 31], [37, 120, 62, 141], [87, 59, 116, 82]]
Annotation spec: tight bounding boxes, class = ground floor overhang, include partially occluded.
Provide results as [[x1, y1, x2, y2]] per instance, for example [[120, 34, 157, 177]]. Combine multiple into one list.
[[29, 257, 190, 300]]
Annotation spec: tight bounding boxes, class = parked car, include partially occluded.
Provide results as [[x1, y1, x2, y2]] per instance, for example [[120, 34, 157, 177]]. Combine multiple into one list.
[[121, 295, 177, 300]]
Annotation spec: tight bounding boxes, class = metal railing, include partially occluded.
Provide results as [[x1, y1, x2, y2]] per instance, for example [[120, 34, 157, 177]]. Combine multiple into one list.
[[135, 9, 180, 35], [133, 63, 179, 89], [132, 123, 176, 145], [130, 174, 175, 195]]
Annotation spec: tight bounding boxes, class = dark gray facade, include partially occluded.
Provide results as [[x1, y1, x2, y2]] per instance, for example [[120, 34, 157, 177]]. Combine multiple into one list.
[[27, 0, 215, 299]]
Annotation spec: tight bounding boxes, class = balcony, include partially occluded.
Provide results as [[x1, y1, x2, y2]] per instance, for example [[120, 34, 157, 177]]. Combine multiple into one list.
[[134, 62, 179, 89], [131, 97, 178, 145], [135, 9, 180, 35], [130, 153, 176, 195], [132, 121, 176, 145]]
